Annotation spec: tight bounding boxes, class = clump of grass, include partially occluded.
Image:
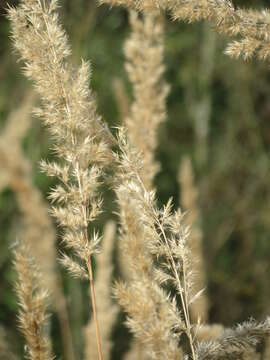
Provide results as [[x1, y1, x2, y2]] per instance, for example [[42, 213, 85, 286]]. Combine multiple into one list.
[[7, 0, 270, 359]]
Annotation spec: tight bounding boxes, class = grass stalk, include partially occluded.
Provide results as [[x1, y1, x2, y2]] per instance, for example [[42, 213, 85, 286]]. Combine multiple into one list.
[[87, 257, 103, 360]]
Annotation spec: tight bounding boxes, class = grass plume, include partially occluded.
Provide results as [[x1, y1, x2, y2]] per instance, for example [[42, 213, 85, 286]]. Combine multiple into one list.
[[14, 245, 53, 360], [8, 1, 113, 358]]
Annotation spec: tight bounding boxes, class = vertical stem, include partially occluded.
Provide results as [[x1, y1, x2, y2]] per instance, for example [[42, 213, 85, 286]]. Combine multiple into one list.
[[135, 172, 196, 359], [87, 256, 103, 360], [76, 163, 103, 360]]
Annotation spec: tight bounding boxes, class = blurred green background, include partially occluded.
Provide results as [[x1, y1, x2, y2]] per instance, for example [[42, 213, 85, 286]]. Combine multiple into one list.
[[1, 0, 270, 358]]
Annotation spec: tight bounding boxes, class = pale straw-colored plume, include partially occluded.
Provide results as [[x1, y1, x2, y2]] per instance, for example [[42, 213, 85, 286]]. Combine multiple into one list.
[[118, 9, 170, 357], [14, 245, 54, 360], [123, 9, 169, 190], [115, 129, 193, 359], [8, 1, 113, 358], [118, 6, 167, 285], [0, 94, 75, 360], [116, 196, 182, 359], [179, 156, 209, 323], [113, 11, 199, 358], [84, 221, 118, 360]]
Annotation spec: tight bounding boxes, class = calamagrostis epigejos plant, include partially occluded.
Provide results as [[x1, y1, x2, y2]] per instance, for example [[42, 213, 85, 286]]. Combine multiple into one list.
[[123, 9, 169, 190], [118, 9, 176, 358], [8, 0, 270, 359], [14, 245, 54, 360], [8, 1, 112, 358], [115, 129, 194, 359], [84, 221, 118, 360], [118, 6, 167, 282]]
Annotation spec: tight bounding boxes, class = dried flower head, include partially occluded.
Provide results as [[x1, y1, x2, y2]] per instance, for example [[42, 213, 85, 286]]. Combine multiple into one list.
[[14, 245, 53, 360]]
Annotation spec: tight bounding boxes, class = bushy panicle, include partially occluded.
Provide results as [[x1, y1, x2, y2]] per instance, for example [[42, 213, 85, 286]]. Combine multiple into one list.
[[123, 9, 169, 189], [115, 130, 195, 358], [8, 0, 111, 280], [14, 246, 54, 360]]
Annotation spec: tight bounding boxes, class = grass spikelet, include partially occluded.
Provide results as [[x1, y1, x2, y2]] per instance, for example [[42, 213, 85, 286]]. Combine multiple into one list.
[[14, 245, 54, 360]]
